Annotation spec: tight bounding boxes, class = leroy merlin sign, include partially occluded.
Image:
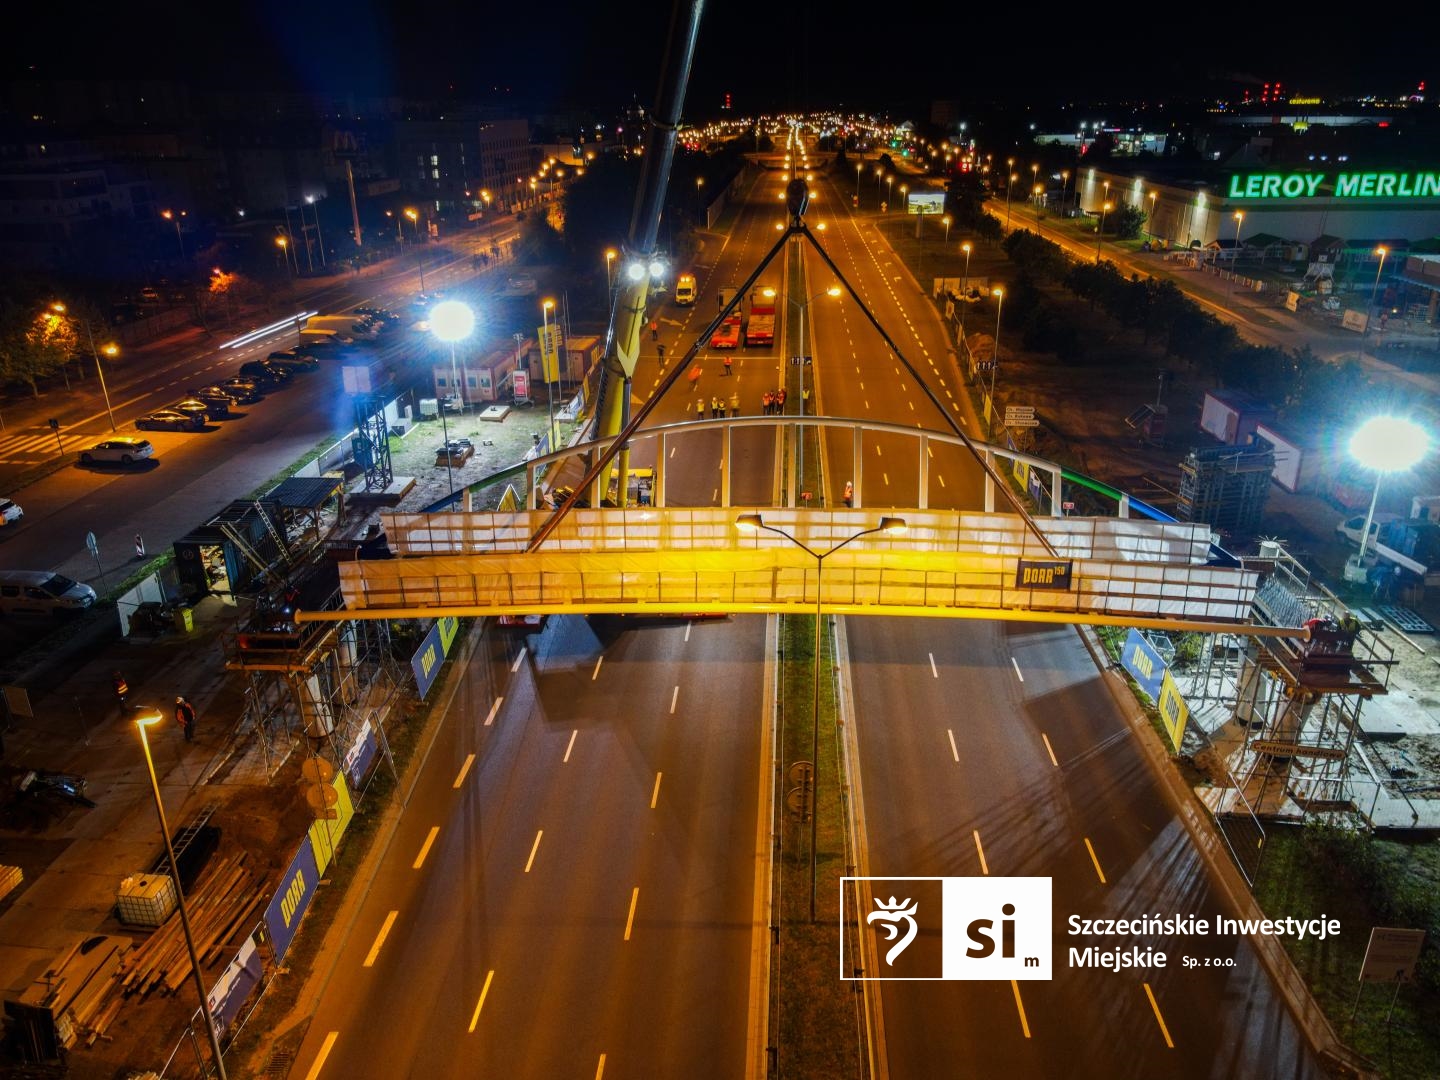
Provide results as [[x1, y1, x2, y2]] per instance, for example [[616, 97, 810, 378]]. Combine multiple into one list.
[[1228, 171, 1440, 199]]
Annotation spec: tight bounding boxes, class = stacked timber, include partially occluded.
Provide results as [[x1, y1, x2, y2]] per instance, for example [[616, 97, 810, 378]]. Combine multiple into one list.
[[7, 935, 132, 1051], [117, 853, 264, 1000]]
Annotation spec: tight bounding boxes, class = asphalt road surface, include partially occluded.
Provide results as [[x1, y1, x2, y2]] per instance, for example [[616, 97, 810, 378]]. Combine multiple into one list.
[[294, 612, 768, 1079], [847, 615, 1320, 1079]]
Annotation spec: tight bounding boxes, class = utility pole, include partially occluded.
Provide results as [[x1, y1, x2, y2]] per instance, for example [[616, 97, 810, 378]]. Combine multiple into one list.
[[347, 161, 363, 248]]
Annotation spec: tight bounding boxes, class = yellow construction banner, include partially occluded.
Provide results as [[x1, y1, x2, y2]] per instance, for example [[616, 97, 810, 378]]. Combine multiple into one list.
[[537, 323, 563, 384], [309, 770, 354, 873], [1157, 670, 1190, 751]]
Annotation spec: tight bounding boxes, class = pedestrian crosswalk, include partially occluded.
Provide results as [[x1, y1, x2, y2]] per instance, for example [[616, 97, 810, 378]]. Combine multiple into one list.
[[0, 423, 97, 465]]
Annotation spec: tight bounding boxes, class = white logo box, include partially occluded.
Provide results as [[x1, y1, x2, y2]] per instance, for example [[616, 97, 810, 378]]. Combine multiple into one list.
[[842, 876, 1052, 981]]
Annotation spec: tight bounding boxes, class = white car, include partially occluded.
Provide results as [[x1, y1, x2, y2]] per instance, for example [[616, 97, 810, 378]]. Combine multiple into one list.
[[0, 497, 22, 526], [1335, 513, 1400, 546], [79, 437, 155, 466]]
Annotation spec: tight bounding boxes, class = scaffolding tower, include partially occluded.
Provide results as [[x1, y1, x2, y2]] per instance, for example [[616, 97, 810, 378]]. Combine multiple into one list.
[[1175, 442, 1275, 537]]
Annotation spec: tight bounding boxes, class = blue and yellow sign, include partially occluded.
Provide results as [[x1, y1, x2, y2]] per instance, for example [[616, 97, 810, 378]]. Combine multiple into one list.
[[1157, 671, 1190, 752], [411, 616, 462, 700]]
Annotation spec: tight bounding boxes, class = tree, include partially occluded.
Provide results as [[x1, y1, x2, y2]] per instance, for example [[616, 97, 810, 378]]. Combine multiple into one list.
[[1110, 204, 1146, 241], [0, 300, 72, 396]]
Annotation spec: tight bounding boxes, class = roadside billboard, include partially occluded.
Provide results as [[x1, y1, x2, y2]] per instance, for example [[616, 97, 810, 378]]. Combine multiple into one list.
[[907, 191, 946, 215]]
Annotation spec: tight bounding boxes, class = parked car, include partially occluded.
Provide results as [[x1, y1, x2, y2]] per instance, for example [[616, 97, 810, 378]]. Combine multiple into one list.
[[239, 360, 292, 385], [218, 378, 264, 403], [0, 497, 22, 527], [0, 571, 96, 615], [79, 437, 154, 465], [265, 350, 319, 373], [189, 385, 240, 411], [136, 408, 205, 432], [170, 397, 219, 420]]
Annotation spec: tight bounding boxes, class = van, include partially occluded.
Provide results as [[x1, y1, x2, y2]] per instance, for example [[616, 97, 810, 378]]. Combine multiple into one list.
[[0, 571, 97, 615], [675, 273, 697, 306]]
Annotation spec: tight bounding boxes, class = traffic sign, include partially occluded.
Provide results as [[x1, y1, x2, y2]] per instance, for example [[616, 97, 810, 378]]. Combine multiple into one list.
[[85, 531, 98, 557], [789, 356, 813, 366], [1007, 417, 1040, 428], [1359, 927, 1426, 983], [1005, 405, 1035, 420]]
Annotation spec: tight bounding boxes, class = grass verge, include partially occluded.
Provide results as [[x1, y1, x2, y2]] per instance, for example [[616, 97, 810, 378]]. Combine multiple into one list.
[[771, 612, 863, 1079], [1254, 824, 1440, 1079]]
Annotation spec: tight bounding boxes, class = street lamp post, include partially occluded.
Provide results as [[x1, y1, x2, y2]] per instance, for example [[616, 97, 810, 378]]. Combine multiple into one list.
[[160, 210, 185, 261], [855, 161, 863, 201], [885, 176, 893, 210], [541, 298, 560, 451], [1369, 245, 1389, 334], [605, 249, 618, 306], [1226, 211, 1244, 300], [275, 237, 294, 282], [134, 710, 228, 1079], [1345, 416, 1429, 584], [942, 214, 951, 246], [430, 300, 477, 498], [734, 513, 907, 922], [1095, 202, 1112, 263], [84, 320, 119, 432], [305, 195, 326, 267], [1005, 173, 1017, 229], [1060, 170, 1070, 217], [1148, 191, 1158, 241], [1033, 184, 1044, 224], [988, 286, 1005, 436]]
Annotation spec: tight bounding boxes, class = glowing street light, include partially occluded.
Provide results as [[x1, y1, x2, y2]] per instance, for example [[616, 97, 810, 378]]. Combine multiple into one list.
[[1345, 416, 1430, 582], [1148, 191, 1158, 240], [733, 512, 907, 921], [430, 300, 476, 497], [1226, 211, 1244, 300], [133, 709, 229, 1079], [942, 214, 952, 245], [1095, 202, 1112, 263], [160, 209, 186, 260], [1005, 173, 1018, 229], [1369, 245, 1390, 330], [605, 249, 618, 302]]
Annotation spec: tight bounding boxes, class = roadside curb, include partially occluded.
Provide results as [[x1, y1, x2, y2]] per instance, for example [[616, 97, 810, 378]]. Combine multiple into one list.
[[1072, 624, 1379, 1079]]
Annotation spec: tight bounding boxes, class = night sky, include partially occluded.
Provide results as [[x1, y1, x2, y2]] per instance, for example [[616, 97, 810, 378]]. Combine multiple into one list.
[[5, 2, 1433, 119]]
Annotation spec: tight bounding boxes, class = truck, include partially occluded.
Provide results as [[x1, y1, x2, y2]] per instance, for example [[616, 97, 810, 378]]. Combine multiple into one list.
[[710, 313, 742, 349], [1337, 510, 1440, 587], [745, 293, 776, 347]]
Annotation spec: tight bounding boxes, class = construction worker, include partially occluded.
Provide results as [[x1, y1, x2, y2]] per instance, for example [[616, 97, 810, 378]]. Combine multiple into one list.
[[657, 343, 666, 363], [695, 398, 705, 420], [112, 670, 129, 710], [843, 480, 854, 508], [722, 355, 732, 376], [762, 390, 773, 415], [730, 391, 740, 416], [175, 696, 196, 742]]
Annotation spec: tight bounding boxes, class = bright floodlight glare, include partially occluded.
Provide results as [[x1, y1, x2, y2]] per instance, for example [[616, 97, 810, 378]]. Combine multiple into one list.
[[1349, 416, 1429, 473], [626, 262, 646, 282], [430, 300, 476, 343], [648, 259, 665, 279]]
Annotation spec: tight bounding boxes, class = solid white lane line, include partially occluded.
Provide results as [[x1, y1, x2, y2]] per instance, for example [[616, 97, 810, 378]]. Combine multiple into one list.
[[670, 685, 680, 714], [468, 970, 495, 1032], [1041, 733, 1059, 768], [1144, 983, 1175, 1048], [453, 754, 475, 788], [651, 772, 662, 808], [303, 1032, 340, 1080], [564, 729, 578, 763], [592, 655, 604, 680], [510, 646, 527, 673], [947, 729, 959, 762], [624, 887, 640, 940], [973, 830, 989, 875], [525, 830, 543, 873], [1085, 837, 1107, 884], [484, 697, 503, 726], [413, 827, 440, 870], [929, 652, 938, 678], [363, 911, 399, 967], [1011, 657, 1024, 682]]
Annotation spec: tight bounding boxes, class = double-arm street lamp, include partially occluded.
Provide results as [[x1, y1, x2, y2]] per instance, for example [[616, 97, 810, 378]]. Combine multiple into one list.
[[734, 513, 908, 920], [133, 708, 228, 1079]]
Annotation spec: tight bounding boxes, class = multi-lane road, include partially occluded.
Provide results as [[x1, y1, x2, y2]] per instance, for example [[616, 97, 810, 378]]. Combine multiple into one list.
[[289, 150, 1324, 1079]]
